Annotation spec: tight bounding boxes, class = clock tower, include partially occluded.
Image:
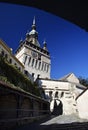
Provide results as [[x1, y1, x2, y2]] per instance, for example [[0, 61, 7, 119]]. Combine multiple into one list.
[[15, 17, 51, 81]]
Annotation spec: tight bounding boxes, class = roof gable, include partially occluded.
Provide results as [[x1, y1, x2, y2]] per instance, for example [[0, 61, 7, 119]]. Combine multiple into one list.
[[59, 73, 79, 83]]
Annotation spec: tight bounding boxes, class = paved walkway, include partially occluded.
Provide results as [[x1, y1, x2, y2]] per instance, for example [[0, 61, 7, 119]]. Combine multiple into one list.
[[14, 114, 88, 130], [41, 114, 87, 125]]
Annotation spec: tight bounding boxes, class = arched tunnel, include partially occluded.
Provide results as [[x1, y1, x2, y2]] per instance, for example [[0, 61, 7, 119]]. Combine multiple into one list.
[[0, 0, 88, 31], [52, 99, 63, 115]]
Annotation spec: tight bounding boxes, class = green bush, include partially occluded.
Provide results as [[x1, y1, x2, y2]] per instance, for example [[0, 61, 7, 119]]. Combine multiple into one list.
[[0, 76, 7, 82], [0, 56, 41, 97]]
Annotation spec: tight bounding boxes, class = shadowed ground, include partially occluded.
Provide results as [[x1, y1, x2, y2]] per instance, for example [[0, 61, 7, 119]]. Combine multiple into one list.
[[14, 114, 88, 130]]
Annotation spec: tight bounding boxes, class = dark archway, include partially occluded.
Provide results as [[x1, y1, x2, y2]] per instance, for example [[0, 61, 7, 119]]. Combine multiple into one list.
[[52, 99, 63, 116]]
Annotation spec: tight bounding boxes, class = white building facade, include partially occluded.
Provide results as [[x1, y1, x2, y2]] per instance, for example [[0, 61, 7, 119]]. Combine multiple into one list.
[[38, 73, 86, 115], [15, 18, 51, 81], [15, 18, 86, 116], [0, 39, 24, 73], [76, 88, 88, 119]]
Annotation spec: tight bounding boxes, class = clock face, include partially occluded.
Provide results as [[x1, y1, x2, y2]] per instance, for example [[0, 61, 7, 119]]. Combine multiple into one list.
[[31, 51, 37, 58]]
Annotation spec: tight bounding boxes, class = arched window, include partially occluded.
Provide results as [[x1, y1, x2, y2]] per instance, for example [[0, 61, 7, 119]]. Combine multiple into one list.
[[61, 92, 64, 98], [49, 91, 52, 99], [55, 91, 58, 98]]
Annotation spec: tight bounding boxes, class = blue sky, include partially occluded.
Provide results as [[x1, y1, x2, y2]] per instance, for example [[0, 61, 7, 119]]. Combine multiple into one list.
[[0, 2, 88, 79]]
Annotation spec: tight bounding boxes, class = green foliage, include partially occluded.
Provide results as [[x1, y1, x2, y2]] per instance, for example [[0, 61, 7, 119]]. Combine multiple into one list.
[[0, 76, 7, 82], [78, 76, 88, 87], [0, 56, 41, 97]]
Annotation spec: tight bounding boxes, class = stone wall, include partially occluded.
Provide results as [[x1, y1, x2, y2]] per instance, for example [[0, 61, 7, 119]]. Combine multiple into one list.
[[0, 81, 50, 130]]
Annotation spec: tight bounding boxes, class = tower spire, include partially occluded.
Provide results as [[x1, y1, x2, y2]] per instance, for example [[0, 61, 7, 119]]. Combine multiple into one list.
[[33, 16, 35, 25], [43, 39, 48, 51], [26, 17, 40, 47], [32, 16, 36, 30], [19, 37, 23, 44]]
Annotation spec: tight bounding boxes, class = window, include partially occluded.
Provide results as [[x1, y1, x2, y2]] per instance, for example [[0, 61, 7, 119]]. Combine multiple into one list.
[[31, 59, 34, 67], [14, 63, 17, 66], [32, 73, 34, 77], [44, 63, 46, 71], [37, 74, 40, 79], [35, 60, 38, 68], [55, 91, 58, 98], [5, 54, 8, 59], [1, 50, 4, 56], [14, 63, 17, 68], [38, 62, 41, 70], [61, 92, 64, 98], [28, 57, 31, 65], [18, 67, 21, 71], [24, 70, 28, 76], [41, 62, 44, 71], [49, 91, 52, 99], [9, 58, 12, 64], [46, 64, 49, 72], [24, 55, 27, 64]]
